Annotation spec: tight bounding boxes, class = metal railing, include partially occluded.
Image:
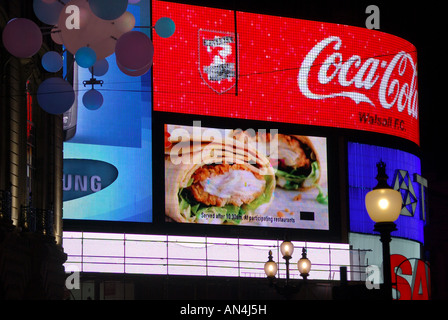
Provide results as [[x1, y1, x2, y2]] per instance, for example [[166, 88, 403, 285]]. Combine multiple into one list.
[[20, 205, 54, 236], [63, 232, 371, 281]]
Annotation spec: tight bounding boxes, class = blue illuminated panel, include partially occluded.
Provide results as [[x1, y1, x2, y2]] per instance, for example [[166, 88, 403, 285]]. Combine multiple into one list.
[[348, 142, 425, 243], [62, 3, 152, 223]]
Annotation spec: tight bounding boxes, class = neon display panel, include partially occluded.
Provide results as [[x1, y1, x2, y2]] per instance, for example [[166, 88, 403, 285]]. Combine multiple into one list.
[[62, 3, 152, 223], [152, 0, 419, 145], [164, 124, 329, 230], [348, 142, 426, 243]]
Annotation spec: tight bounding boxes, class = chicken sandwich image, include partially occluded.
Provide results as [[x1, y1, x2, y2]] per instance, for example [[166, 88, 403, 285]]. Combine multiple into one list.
[[232, 131, 327, 204], [164, 126, 276, 224]]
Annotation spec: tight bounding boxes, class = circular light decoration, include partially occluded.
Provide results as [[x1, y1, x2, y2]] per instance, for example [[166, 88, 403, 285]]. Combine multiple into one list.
[[114, 11, 136, 34], [58, 0, 133, 61], [115, 31, 154, 71], [154, 17, 175, 38], [33, 0, 68, 25], [75, 46, 97, 68], [116, 58, 151, 77], [41, 51, 63, 72], [89, 0, 128, 20], [37, 77, 75, 115], [89, 58, 109, 77], [50, 26, 64, 45], [82, 89, 103, 110], [2, 18, 43, 58]]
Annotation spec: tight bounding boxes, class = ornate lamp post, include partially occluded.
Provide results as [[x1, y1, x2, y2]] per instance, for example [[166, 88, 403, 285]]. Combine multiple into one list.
[[297, 248, 312, 280], [365, 160, 402, 300], [264, 239, 311, 298]]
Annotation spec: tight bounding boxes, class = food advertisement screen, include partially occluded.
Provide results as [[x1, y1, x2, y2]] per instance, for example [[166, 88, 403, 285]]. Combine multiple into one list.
[[152, 0, 419, 145], [164, 124, 329, 230]]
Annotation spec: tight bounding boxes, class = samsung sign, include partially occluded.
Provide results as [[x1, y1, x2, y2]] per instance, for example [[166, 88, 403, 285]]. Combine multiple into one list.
[[63, 159, 118, 201]]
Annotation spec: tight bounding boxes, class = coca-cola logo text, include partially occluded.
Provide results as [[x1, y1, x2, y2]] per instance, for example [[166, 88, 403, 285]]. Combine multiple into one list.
[[298, 36, 418, 119]]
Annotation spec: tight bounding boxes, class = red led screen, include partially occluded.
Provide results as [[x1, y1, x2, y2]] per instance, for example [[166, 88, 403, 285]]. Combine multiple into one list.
[[152, 0, 419, 145]]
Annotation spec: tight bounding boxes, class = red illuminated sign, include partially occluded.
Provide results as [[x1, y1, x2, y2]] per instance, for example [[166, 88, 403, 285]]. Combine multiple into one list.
[[391, 254, 430, 300], [152, 0, 419, 145]]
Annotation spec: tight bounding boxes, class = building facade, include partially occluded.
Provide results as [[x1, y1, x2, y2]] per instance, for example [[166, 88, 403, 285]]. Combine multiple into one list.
[[60, 0, 429, 300], [1, 0, 435, 301], [0, 0, 66, 299]]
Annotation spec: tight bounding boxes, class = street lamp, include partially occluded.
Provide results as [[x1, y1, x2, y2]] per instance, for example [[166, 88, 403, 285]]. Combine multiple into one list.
[[264, 250, 278, 279], [297, 248, 311, 280], [365, 160, 402, 300], [264, 240, 311, 298]]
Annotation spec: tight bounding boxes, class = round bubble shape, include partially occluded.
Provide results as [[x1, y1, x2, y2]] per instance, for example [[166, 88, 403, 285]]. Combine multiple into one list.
[[115, 31, 153, 71], [33, 0, 67, 25], [42, 51, 63, 72], [89, 58, 109, 76], [58, 0, 130, 60], [83, 89, 104, 110], [89, 0, 128, 20], [2, 18, 43, 58], [116, 58, 151, 77], [75, 46, 97, 68], [50, 26, 64, 45], [155, 17, 175, 38], [114, 11, 136, 34], [37, 77, 75, 114]]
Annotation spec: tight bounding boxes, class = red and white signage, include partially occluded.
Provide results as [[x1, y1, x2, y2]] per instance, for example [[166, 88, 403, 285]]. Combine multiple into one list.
[[152, 0, 419, 145], [391, 254, 431, 300]]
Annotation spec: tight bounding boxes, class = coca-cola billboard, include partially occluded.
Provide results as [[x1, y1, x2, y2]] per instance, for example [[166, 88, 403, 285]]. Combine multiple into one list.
[[152, 1, 419, 145]]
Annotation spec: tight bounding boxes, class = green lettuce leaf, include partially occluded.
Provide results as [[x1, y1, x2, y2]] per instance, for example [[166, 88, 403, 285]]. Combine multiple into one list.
[[276, 161, 327, 204], [275, 161, 320, 189], [177, 174, 274, 224]]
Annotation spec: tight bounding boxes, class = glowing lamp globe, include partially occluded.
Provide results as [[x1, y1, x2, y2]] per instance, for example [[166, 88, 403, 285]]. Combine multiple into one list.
[[298, 258, 311, 274], [298, 259, 311, 276], [365, 161, 402, 224], [280, 240, 294, 259], [365, 188, 402, 223], [264, 250, 278, 278]]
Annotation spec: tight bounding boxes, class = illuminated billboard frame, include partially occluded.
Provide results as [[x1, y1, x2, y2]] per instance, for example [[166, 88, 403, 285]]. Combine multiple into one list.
[[61, 0, 421, 246], [60, 0, 344, 242], [62, 3, 152, 224], [163, 122, 329, 230], [151, 0, 419, 145]]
